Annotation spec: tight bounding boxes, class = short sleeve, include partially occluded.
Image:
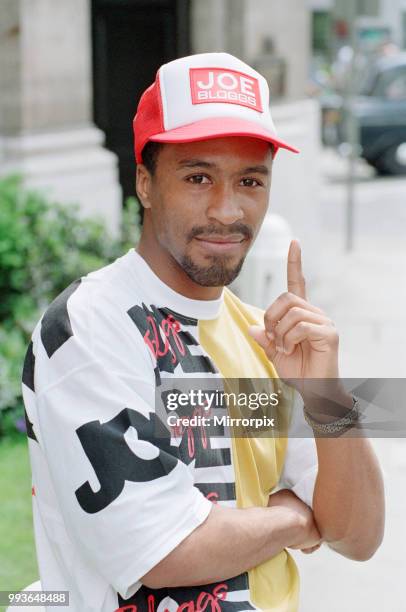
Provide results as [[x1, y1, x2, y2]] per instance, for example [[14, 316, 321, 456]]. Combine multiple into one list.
[[278, 393, 319, 509], [31, 298, 212, 600]]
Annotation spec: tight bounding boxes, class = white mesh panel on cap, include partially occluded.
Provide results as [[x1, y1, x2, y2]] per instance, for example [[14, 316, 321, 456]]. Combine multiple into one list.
[[158, 52, 277, 135]]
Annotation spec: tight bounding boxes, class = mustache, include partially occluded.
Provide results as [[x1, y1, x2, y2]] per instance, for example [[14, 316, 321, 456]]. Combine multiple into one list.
[[188, 223, 253, 241]]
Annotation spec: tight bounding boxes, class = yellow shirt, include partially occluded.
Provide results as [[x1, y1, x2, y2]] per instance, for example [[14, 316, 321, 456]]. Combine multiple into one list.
[[200, 287, 299, 612]]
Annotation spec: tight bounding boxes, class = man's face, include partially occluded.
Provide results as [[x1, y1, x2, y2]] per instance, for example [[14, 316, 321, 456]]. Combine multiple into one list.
[[137, 136, 273, 287]]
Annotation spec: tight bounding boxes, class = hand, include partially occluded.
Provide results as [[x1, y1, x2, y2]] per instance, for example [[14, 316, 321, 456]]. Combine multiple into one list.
[[248, 240, 339, 381], [268, 489, 322, 553]]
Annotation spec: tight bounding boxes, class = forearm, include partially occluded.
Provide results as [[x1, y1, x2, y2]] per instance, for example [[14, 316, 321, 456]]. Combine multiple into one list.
[[313, 434, 385, 560], [141, 503, 304, 588]]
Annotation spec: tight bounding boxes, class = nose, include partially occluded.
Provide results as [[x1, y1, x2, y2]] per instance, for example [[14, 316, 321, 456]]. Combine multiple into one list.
[[206, 184, 244, 225]]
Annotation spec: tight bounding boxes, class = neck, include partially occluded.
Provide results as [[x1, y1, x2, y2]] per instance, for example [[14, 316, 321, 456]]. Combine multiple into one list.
[[136, 231, 223, 301]]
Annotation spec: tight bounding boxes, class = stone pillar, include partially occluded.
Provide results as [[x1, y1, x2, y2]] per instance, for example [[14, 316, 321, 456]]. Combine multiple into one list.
[[225, 0, 246, 58], [244, 0, 310, 100], [191, 0, 227, 53], [191, 0, 245, 57], [0, 0, 121, 236]]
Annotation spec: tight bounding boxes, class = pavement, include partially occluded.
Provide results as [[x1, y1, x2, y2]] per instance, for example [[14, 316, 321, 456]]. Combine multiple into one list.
[[291, 149, 406, 612]]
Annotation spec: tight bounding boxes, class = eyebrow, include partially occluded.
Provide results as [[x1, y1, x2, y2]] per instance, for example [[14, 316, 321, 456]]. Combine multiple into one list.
[[177, 159, 216, 169], [177, 159, 270, 175], [240, 165, 270, 176]]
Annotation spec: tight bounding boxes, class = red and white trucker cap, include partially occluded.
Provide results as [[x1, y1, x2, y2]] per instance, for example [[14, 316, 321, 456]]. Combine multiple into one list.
[[133, 52, 299, 163]]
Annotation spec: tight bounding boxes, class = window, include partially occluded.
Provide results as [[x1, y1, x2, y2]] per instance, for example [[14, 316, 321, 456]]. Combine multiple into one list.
[[372, 66, 406, 100], [312, 11, 332, 55]]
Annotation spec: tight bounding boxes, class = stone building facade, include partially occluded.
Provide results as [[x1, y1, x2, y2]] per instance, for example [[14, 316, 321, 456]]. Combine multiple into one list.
[[0, 0, 321, 251]]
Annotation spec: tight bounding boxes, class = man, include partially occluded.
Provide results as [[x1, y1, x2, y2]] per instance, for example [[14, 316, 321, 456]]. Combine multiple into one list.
[[22, 53, 384, 612]]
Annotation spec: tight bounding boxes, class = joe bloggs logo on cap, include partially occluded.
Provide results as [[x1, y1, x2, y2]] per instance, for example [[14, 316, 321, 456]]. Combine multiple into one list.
[[190, 68, 263, 112]]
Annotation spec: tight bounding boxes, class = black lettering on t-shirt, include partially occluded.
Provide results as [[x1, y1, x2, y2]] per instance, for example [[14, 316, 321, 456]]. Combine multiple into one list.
[[75, 408, 177, 514], [40, 280, 81, 358]]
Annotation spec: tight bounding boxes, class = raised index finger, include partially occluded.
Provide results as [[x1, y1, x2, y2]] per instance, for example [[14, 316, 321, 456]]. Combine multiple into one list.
[[287, 239, 306, 299]]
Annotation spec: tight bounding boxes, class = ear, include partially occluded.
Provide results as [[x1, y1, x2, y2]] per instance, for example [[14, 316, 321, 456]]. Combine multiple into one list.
[[136, 164, 153, 209]]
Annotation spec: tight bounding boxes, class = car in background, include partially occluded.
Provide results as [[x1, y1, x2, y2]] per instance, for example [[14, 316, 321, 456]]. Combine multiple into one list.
[[321, 52, 406, 175]]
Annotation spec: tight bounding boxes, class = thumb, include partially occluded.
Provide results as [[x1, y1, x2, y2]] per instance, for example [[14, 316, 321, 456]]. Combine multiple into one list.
[[248, 325, 275, 354]]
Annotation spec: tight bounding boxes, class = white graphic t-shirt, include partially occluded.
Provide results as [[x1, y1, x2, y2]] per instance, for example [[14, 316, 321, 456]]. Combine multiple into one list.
[[22, 249, 318, 612]]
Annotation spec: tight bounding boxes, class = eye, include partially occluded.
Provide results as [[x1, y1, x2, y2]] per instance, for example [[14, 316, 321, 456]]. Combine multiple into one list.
[[240, 177, 263, 187], [186, 174, 211, 184]]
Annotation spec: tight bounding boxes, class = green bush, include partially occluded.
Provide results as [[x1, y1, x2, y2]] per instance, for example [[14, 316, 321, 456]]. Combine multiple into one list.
[[0, 175, 142, 438]]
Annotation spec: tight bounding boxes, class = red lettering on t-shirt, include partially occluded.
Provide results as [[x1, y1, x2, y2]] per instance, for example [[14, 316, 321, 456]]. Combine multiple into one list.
[[144, 314, 185, 365], [116, 583, 227, 612]]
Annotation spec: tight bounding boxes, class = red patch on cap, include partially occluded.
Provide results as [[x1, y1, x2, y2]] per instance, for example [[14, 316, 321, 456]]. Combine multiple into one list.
[[190, 68, 263, 112]]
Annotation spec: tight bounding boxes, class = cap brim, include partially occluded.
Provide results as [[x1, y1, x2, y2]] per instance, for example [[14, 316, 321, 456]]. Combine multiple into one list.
[[149, 117, 299, 154]]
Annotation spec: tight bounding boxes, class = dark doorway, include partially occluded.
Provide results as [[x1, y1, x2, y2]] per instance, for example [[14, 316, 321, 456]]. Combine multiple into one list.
[[91, 0, 191, 200]]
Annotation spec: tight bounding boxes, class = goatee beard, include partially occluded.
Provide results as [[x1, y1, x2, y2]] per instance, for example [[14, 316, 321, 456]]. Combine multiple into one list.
[[179, 254, 246, 287]]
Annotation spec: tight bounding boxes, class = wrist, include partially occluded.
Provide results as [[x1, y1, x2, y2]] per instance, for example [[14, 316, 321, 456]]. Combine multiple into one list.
[[302, 386, 353, 423], [304, 393, 363, 437], [266, 506, 305, 550]]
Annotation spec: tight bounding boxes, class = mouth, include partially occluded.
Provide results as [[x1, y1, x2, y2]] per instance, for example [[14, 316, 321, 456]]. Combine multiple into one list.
[[193, 235, 247, 254]]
